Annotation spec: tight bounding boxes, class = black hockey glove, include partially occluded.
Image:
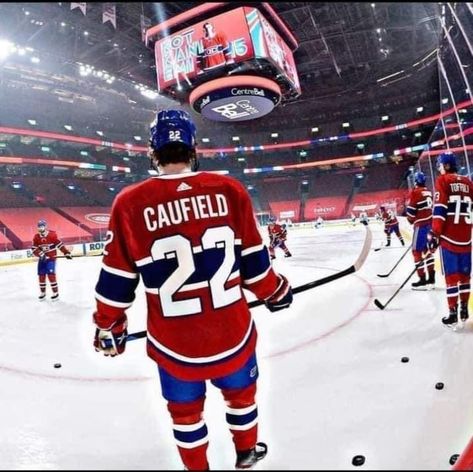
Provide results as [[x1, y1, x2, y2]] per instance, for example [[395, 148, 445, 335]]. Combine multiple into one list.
[[265, 274, 293, 312]]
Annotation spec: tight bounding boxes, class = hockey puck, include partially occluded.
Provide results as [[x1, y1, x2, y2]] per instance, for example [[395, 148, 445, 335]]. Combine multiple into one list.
[[401, 357, 409, 363], [352, 455, 365, 466], [54, 363, 62, 369], [450, 454, 459, 465], [435, 382, 444, 390]]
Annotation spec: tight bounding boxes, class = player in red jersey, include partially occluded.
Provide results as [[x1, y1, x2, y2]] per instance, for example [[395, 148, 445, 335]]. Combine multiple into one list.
[[429, 152, 473, 329], [92, 110, 293, 470], [406, 171, 435, 290], [267, 218, 292, 259], [31, 219, 72, 301], [196, 21, 231, 72], [379, 205, 405, 247]]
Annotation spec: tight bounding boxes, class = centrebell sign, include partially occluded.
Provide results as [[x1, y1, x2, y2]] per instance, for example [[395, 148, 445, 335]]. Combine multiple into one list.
[[193, 86, 281, 122]]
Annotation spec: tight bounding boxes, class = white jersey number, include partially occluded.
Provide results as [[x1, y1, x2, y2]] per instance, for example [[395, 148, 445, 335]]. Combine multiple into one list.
[[169, 130, 181, 141], [103, 230, 114, 256], [449, 195, 472, 225], [150, 226, 241, 317]]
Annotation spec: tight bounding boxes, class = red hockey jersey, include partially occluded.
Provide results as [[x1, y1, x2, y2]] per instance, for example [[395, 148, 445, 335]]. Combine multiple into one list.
[[94, 171, 280, 381], [199, 34, 228, 71], [268, 223, 286, 241], [381, 209, 398, 228], [32, 230, 69, 260], [432, 173, 473, 252], [406, 187, 433, 227]]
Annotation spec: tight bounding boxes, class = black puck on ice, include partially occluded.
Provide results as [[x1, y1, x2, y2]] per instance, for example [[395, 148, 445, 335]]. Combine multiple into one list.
[[450, 454, 459, 465], [435, 382, 444, 390], [352, 455, 365, 466], [54, 363, 61, 369], [401, 356, 409, 363]]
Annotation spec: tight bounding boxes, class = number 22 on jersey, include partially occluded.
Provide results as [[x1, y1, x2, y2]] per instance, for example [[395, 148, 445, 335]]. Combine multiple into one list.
[[151, 225, 241, 317]]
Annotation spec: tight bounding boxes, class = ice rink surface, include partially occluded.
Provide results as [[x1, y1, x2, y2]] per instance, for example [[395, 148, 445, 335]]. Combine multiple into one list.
[[1, 219, 472, 470]]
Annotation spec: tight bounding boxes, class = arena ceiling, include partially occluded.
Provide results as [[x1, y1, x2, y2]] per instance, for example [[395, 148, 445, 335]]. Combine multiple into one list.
[[0, 2, 442, 128]]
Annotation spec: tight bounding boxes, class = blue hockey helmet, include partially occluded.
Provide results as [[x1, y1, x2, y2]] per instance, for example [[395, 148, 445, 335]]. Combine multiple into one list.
[[149, 109, 196, 152], [37, 219, 47, 233], [436, 152, 457, 172], [414, 171, 426, 186]]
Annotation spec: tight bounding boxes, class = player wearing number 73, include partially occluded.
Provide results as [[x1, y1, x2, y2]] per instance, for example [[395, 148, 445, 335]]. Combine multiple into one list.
[[430, 152, 473, 328], [92, 109, 293, 470]]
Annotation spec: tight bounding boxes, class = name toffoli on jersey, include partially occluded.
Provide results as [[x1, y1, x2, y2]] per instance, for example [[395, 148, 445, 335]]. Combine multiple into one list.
[[143, 193, 229, 230]]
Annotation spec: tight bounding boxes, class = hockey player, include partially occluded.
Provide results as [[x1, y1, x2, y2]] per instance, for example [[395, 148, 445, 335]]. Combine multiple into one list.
[[268, 218, 292, 259], [406, 171, 435, 290], [359, 211, 369, 226], [92, 110, 293, 470], [32, 219, 72, 301], [429, 152, 473, 329], [379, 205, 405, 247], [315, 216, 324, 229]]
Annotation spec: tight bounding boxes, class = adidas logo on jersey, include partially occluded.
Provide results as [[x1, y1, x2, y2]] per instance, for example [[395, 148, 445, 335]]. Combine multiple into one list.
[[177, 182, 192, 192]]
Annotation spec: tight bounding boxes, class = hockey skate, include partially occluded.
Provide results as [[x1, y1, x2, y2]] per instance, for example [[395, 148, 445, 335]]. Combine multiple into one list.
[[284, 252, 292, 258], [426, 272, 435, 290], [38, 293, 46, 301], [442, 307, 458, 330], [460, 303, 469, 329], [411, 276, 428, 291], [51, 293, 59, 301], [235, 442, 268, 469]]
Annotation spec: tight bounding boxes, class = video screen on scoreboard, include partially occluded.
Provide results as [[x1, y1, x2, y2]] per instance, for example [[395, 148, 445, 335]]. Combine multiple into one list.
[[155, 7, 255, 91], [245, 7, 301, 95], [154, 6, 300, 95]]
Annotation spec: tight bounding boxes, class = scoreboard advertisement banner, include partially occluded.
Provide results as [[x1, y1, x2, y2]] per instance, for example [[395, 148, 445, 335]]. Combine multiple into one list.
[[155, 7, 254, 90]]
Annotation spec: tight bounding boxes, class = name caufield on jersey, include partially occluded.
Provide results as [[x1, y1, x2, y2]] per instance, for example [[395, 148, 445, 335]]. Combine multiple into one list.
[[143, 193, 229, 230]]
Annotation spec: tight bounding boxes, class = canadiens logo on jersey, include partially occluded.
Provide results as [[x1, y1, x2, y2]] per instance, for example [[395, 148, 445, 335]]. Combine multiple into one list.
[[32, 230, 66, 260], [200, 34, 227, 70]]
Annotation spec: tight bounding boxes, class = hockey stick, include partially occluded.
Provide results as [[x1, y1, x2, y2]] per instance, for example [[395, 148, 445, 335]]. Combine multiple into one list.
[[124, 225, 373, 342], [56, 253, 103, 259], [374, 251, 434, 310], [377, 245, 412, 278], [374, 245, 406, 252]]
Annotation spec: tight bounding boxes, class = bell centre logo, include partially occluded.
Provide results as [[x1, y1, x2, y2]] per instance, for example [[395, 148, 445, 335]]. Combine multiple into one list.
[[190, 77, 282, 122], [230, 87, 265, 96], [85, 213, 110, 224], [197, 86, 280, 122]]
